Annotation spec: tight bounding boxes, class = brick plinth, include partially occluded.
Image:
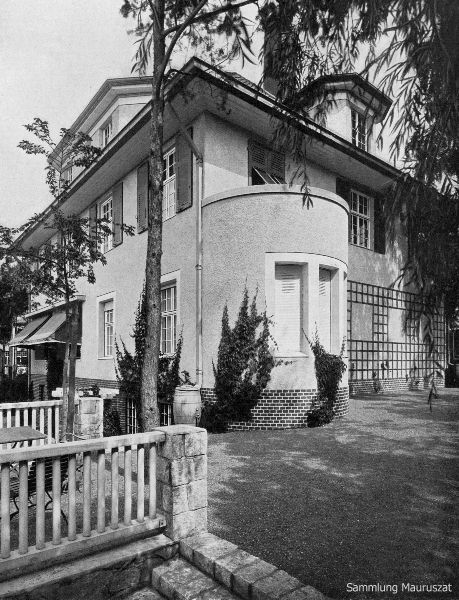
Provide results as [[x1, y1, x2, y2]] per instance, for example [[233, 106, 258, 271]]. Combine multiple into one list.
[[201, 387, 349, 430], [350, 376, 445, 395]]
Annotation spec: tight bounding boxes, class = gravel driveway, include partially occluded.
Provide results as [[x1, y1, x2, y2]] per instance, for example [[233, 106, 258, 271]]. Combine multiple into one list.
[[207, 390, 459, 599]]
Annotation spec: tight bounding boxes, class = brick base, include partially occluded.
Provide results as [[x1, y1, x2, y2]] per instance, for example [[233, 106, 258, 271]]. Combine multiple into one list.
[[201, 387, 349, 430], [350, 376, 445, 395]]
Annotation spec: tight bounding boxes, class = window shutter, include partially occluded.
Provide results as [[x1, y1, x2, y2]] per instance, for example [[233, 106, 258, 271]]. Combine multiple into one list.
[[137, 162, 148, 232], [270, 150, 285, 180], [88, 203, 97, 247], [318, 268, 331, 351], [274, 264, 302, 353], [250, 142, 268, 171], [336, 178, 351, 242], [176, 128, 193, 213], [373, 194, 386, 254], [113, 182, 123, 246]]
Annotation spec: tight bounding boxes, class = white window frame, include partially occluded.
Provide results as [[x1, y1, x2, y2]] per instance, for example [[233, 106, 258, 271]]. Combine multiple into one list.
[[97, 293, 116, 360], [160, 270, 180, 356], [104, 304, 114, 358], [350, 189, 373, 249], [162, 147, 176, 221], [101, 119, 112, 148], [99, 195, 113, 253], [265, 253, 347, 358], [351, 109, 368, 150], [62, 166, 73, 184]]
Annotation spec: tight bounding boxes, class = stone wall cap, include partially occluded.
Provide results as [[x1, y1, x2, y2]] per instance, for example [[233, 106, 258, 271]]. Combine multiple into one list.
[[154, 425, 207, 435]]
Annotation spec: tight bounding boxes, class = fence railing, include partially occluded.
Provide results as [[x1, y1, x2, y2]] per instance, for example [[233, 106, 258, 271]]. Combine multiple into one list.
[[0, 431, 166, 580], [0, 400, 62, 447]]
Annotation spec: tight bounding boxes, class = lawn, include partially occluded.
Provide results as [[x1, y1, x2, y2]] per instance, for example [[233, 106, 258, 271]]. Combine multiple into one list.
[[206, 390, 459, 600]]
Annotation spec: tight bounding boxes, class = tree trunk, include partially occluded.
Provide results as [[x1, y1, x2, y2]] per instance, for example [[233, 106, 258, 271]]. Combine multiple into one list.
[[60, 307, 70, 440], [140, 0, 165, 432], [67, 305, 78, 438]]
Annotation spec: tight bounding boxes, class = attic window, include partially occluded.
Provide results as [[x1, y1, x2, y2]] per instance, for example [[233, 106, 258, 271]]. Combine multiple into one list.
[[101, 120, 112, 148], [351, 110, 367, 150]]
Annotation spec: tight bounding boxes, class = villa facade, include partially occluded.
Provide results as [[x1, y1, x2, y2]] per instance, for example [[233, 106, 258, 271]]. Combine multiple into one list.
[[10, 59, 446, 430]]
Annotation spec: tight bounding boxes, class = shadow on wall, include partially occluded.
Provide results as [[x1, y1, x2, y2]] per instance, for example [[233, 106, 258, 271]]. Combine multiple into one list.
[[206, 391, 458, 600]]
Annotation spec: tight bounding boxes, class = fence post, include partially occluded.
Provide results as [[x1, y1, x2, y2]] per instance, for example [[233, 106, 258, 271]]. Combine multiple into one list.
[[154, 425, 207, 541]]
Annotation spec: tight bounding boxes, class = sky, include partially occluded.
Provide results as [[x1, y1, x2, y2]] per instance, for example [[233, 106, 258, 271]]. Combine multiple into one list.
[[0, 1, 137, 228]]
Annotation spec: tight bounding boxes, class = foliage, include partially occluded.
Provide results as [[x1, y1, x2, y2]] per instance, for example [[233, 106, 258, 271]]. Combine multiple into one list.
[[0, 263, 28, 347], [116, 284, 183, 431], [202, 288, 275, 432], [0, 118, 133, 437], [103, 405, 123, 437], [306, 332, 346, 427], [0, 374, 28, 403]]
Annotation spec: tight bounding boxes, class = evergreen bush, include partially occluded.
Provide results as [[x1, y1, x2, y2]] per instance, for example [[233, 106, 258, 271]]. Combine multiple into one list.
[[307, 332, 347, 427], [201, 288, 275, 432], [116, 285, 182, 430]]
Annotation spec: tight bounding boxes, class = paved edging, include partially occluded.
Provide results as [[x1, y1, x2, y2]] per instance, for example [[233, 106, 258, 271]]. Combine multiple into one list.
[[180, 532, 333, 599]]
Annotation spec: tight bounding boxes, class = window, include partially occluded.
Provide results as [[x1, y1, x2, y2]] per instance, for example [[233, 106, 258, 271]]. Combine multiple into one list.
[[161, 284, 177, 354], [350, 190, 371, 249], [62, 166, 73, 184], [318, 268, 332, 351], [99, 196, 113, 253], [274, 265, 302, 354], [249, 142, 285, 185], [162, 148, 176, 220], [101, 120, 112, 148], [103, 301, 114, 357], [5, 351, 9, 365], [351, 110, 367, 150], [16, 349, 28, 366]]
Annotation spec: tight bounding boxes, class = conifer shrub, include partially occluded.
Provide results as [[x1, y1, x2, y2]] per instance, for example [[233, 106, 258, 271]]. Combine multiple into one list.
[[200, 288, 275, 432], [116, 285, 182, 430], [307, 332, 347, 427]]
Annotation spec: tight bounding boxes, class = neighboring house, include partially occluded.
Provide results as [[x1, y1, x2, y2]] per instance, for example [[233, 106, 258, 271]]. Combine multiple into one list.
[[9, 58, 446, 429]]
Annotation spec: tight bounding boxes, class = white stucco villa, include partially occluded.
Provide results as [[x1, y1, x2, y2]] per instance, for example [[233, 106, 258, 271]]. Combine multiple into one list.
[[10, 58, 446, 430]]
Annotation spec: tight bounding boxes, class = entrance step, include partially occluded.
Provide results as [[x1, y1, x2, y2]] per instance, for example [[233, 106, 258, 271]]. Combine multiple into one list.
[[152, 557, 240, 599]]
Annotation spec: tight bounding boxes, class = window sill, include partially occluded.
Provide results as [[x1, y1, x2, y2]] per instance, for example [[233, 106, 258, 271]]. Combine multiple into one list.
[[98, 356, 114, 361], [275, 351, 309, 359], [349, 242, 374, 252]]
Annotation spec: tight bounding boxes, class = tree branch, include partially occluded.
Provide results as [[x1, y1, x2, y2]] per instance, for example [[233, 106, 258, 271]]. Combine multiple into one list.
[[162, 0, 256, 37], [155, 0, 209, 99]]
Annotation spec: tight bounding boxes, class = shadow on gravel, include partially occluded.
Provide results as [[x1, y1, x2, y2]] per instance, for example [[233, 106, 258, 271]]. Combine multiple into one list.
[[207, 391, 459, 599]]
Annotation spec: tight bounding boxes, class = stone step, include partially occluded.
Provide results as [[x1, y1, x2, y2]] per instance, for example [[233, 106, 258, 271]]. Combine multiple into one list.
[[179, 532, 332, 600], [121, 590, 164, 600], [152, 557, 240, 599]]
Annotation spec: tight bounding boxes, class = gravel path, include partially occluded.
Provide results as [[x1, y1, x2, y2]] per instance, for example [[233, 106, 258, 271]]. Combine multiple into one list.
[[207, 390, 459, 600]]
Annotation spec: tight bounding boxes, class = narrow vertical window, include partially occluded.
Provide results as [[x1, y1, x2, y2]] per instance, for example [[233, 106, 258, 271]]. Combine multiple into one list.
[[274, 264, 302, 354], [101, 120, 112, 148], [318, 268, 332, 351], [103, 302, 114, 357], [161, 284, 177, 354], [162, 148, 176, 220], [350, 190, 371, 248], [100, 196, 113, 253], [351, 110, 367, 150]]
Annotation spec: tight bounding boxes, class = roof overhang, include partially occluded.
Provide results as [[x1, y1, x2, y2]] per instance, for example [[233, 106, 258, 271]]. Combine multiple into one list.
[[16, 59, 398, 249]]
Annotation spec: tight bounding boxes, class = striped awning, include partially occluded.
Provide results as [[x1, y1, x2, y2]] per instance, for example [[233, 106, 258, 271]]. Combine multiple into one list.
[[8, 315, 50, 347], [23, 311, 67, 345]]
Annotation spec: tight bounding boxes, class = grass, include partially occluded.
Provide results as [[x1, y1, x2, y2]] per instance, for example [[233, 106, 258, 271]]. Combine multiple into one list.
[[206, 390, 459, 600]]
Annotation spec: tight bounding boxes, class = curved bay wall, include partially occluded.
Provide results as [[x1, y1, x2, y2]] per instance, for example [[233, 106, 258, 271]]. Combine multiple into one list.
[[201, 185, 349, 402]]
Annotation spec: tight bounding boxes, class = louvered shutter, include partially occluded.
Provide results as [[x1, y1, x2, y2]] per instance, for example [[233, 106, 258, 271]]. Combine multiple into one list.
[[137, 162, 148, 232], [176, 128, 193, 213], [88, 203, 97, 248], [373, 194, 386, 254], [113, 182, 123, 246], [318, 268, 331, 351], [270, 150, 285, 181], [250, 142, 268, 171], [274, 264, 302, 353]]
